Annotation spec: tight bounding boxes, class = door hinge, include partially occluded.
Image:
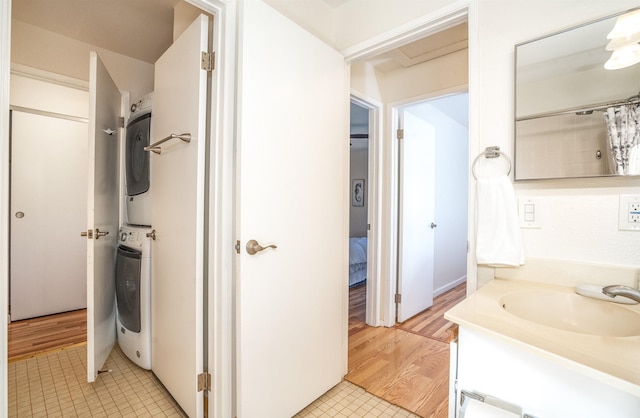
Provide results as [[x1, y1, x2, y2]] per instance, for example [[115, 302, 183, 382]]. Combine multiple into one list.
[[235, 240, 241, 254], [118, 116, 125, 128], [201, 51, 215, 72], [367, 223, 371, 231], [396, 129, 404, 140], [197, 372, 211, 392], [395, 293, 402, 303]]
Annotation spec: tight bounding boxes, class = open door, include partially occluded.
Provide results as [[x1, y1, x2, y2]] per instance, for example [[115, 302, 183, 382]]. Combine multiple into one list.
[[396, 107, 436, 322], [86, 51, 121, 382], [235, 2, 348, 416], [150, 15, 208, 418]]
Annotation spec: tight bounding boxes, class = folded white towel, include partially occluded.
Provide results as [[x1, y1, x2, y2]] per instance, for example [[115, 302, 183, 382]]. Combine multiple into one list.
[[476, 174, 524, 267]]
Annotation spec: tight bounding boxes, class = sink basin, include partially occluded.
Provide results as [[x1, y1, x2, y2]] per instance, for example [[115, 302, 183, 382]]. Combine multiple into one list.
[[500, 290, 640, 337]]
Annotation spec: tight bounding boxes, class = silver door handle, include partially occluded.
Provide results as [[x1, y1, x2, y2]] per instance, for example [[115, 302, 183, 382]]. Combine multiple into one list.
[[430, 222, 437, 229], [246, 239, 277, 255], [15, 211, 24, 218], [95, 228, 109, 240], [81, 229, 94, 239]]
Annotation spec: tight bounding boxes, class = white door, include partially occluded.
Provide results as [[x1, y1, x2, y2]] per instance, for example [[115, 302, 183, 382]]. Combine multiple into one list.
[[86, 51, 121, 382], [235, 2, 348, 417], [397, 107, 436, 322], [150, 15, 207, 418], [10, 111, 88, 321]]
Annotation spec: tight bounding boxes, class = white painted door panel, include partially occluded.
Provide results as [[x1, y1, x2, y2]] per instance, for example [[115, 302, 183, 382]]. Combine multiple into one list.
[[10, 111, 87, 321], [236, 2, 348, 417], [87, 51, 121, 382], [150, 15, 207, 418], [397, 109, 435, 322]]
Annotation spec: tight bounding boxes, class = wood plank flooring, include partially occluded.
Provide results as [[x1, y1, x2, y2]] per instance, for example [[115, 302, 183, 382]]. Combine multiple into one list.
[[346, 283, 466, 418], [8, 308, 87, 362]]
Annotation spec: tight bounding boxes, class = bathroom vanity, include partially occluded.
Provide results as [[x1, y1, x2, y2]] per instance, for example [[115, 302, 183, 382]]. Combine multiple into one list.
[[445, 260, 640, 417]]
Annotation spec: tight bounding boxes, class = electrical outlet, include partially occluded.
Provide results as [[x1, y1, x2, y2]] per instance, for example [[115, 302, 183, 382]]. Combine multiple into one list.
[[619, 195, 640, 231], [629, 202, 640, 223]]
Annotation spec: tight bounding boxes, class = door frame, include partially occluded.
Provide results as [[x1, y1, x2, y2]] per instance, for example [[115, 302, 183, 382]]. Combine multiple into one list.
[[0, 0, 236, 417], [1, 1, 12, 414], [188, 1, 236, 417], [344, 3, 473, 327], [388, 86, 469, 324], [349, 93, 383, 326]]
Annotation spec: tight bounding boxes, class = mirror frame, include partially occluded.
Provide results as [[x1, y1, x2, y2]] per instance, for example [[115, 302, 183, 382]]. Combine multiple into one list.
[[514, 8, 640, 181]]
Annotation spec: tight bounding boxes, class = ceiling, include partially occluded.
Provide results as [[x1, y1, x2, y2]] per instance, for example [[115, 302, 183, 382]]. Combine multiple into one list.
[[12, 0, 183, 63], [12, 0, 467, 69]]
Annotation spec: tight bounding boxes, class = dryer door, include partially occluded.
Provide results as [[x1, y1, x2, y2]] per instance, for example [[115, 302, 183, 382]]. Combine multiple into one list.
[[125, 113, 151, 196]]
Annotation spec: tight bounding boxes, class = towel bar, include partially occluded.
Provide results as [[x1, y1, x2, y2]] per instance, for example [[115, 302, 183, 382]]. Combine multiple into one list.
[[144, 132, 191, 154], [472, 146, 512, 179]]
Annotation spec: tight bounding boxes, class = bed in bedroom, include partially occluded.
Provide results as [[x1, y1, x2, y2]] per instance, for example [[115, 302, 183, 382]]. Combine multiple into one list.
[[349, 237, 367, 287]]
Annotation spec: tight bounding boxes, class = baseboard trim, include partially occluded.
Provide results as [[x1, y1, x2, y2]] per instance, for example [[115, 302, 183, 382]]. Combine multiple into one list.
[[433, 275, 467, 298]]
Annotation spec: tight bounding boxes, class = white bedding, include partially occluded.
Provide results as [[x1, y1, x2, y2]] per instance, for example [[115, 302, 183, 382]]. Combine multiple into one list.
[[349, 237, 367, 287]]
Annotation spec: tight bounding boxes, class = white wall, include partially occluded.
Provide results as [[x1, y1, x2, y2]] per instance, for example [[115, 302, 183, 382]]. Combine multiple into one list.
[[333, 0, 465, 52], [426, 98, 469, 294], [473, 0, 640, 287], [404, 96, 468, 296], [382, 49, 468, 103], [351, 62, 384, 103], [263, 0, 335, 48], [11, 20, 154, 102]]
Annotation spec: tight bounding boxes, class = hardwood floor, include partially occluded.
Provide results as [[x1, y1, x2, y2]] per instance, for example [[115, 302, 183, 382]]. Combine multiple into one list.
[[346, 283, 466, 418], [8, 308, 87, 362]]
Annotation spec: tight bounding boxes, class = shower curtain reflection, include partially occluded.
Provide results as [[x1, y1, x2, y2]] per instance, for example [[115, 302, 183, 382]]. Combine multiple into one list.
[[604, 104, 640, 175]]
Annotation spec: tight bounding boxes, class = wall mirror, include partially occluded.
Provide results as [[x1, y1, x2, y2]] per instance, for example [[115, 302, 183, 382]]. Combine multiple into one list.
[[514, 9, 640, 180]]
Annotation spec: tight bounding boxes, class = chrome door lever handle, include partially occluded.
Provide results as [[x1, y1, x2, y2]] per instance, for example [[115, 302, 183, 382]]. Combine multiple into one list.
[[430, 222, 437, 229], [95, 228, 109, 240], [246, 239, 277, 255]]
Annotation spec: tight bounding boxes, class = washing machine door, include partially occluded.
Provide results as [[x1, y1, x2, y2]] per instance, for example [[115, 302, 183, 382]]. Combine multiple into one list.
[[125, 113, 151, 196], [115, 245, 142, 332]]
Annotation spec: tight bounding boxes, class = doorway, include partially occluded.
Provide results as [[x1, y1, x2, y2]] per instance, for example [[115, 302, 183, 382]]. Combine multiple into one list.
[[5, 2, 221, 418], [348, 95, 383, 327], [395, 93, 469, 323], [9, 103, 88, 322], [7, 69, 92, 361]]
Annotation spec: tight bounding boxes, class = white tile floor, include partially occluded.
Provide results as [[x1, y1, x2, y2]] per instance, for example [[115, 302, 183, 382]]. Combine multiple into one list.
[[8, 344, 185, 417], [8, 344, 419, 417], [294, 381, 420, 418]]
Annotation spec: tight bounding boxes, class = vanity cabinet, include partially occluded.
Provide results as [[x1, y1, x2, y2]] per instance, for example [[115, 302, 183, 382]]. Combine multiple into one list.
[[451, 327, 640, 418]]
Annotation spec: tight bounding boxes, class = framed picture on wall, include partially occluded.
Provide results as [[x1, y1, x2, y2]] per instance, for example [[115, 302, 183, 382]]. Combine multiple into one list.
[[352, 179, 364, 207]]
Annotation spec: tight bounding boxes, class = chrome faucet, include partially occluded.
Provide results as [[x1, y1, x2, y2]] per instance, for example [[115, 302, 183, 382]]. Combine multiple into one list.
[[602, 285, 640, 303]]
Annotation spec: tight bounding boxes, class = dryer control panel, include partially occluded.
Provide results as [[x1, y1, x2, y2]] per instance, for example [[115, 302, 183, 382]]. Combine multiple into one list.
[[119, 228, 149, 250]]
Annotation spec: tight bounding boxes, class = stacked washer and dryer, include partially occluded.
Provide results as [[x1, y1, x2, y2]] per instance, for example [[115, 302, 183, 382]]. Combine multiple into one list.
[[115, 93, 153, 370]]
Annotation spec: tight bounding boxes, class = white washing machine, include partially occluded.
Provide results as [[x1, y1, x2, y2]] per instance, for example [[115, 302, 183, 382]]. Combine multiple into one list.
[[115, 225, 152, 369]]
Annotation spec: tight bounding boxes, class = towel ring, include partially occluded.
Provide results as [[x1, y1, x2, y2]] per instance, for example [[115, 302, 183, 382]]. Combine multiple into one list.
[[472, 146, 512, 179]]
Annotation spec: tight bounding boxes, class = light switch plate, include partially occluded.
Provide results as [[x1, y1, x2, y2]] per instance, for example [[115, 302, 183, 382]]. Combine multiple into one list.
[[519, 198, 542, 228], [619, 195, 640, 231]]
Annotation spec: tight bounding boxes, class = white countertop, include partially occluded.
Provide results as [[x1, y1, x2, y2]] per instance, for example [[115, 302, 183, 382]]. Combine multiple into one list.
[[445, 278, 640, 397]]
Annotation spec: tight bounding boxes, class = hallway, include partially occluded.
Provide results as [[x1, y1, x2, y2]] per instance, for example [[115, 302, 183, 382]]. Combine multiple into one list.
[[346, 283, 465, 417]]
